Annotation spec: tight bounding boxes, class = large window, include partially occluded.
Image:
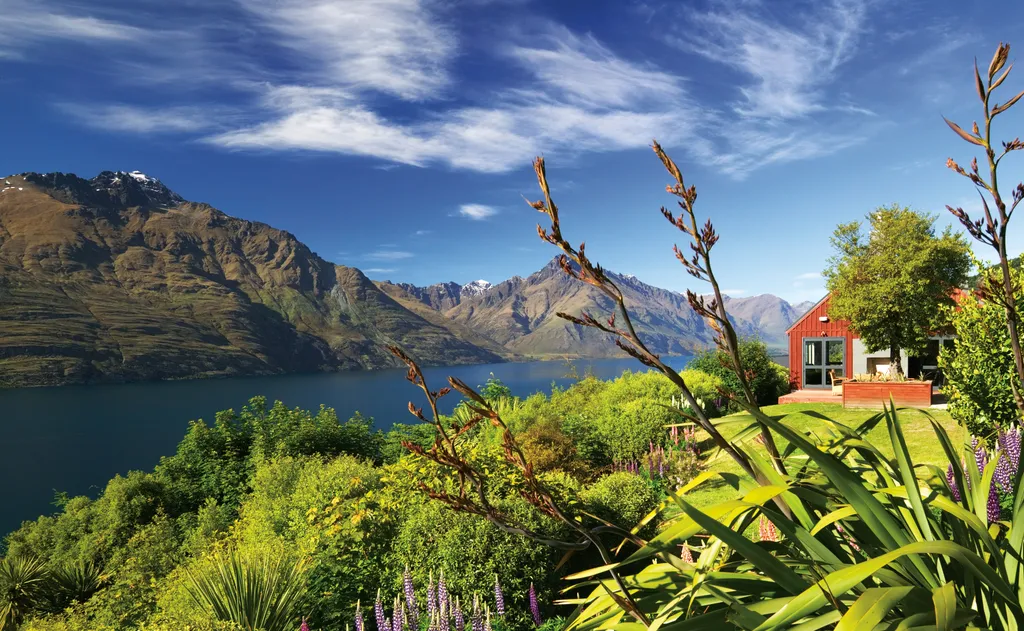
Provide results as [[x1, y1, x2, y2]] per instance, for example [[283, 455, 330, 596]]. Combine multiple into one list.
[[803, 337, 845, 388]]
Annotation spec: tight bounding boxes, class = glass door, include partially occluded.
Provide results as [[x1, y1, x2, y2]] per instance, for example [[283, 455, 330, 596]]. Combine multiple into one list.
[[803, 337, 845, 388]]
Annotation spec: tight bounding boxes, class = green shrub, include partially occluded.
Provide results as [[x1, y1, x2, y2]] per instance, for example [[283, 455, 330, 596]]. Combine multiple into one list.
[[517, 419, 588, 477], [677, 369, 726, 416], [598, 397, 673, 462], [940, 278, 1021, 437], [686, 339, 789, 409], [560, 412, 609, 467], [580, 472, 659, 530]]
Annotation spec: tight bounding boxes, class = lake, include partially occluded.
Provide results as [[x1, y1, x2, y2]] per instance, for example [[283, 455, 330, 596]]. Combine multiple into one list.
[[0, 353, 786, 539]]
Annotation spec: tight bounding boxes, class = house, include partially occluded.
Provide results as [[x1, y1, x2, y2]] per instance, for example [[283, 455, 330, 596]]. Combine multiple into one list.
[[784, 293, 957, 391]]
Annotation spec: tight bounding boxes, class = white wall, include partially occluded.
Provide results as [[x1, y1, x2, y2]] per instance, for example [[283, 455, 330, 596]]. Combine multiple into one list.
[[852, 338, 908, 376]]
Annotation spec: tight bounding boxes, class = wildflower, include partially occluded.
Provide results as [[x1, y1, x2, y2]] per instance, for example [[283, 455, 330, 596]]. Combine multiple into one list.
[[356, 601, 365, 631], [393, 599, 404, 631], [758, 515, 778, 543], [1000, 425, 1022, 471], [471, 595, 483, 631], [427, 572, 438, 619], [680, 543, 694, 564], [947, 462, 962, 501], [989, 481, 1002, 523], [972, 438, 989, 474], [300, 618, 310, 631], [484, 608, 492, 631], [836, 523, 861, 553], [438, 571, 450, 631], [494, 575, 505, 616], [454, 597, 465, 631], [529, 583, 542, 627], [404, 566, 419, 628], [376, 591, 387, 631]]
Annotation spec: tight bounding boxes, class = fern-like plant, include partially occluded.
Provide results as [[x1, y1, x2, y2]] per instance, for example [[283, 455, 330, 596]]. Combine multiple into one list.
[[0, 555, 49, 631]]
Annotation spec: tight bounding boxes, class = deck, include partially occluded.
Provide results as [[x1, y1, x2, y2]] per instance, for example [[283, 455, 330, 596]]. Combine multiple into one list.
[[778, 388, 947, 408]]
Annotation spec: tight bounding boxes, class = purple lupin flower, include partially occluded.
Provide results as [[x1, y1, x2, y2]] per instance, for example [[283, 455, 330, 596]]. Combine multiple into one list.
[[947, 463, 962, 501], [438, 571, 450, 631], [300, 618, 310, 631], [484, 608, 492, 631], [376, 591, 387, 631], [471, 595, 483, 631], [493, 576, 505, 617], [404, 566, 419, 628], [989, 481, 1002, 522], [393, 598, 403, 631], [995, 450, 1013, 491], [1000, 425, 1022, 472], [973, 438, 989, 474], [427, 572, 438, 620], [529, 583, 542, 627], [453, 598, 465, 631], [356, 601, 365, 631]]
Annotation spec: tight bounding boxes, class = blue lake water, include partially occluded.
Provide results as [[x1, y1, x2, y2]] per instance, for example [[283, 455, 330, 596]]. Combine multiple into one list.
[[0, 353, 787, 539]]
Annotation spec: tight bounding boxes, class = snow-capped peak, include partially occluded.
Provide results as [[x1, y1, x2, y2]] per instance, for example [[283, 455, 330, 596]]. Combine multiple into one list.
[[461, 279, 492, 295], [127, 170, 151, 182]]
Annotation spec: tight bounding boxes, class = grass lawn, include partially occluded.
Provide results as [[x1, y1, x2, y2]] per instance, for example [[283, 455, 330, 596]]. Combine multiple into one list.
[[684, 402, 965, 509]]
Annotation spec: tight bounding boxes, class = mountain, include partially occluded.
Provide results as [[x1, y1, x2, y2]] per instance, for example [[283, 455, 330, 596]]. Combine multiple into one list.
[[440, 259, 718, 358], [0, 171, 502, 387], [386, 279, 493, 311], [388, 261, 810, 359]]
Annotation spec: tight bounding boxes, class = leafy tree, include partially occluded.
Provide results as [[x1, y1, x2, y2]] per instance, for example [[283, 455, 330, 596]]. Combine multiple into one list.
[[940, 261, 1022, 437], [824, 204, 971, 375], [686, 339, 789, 409]]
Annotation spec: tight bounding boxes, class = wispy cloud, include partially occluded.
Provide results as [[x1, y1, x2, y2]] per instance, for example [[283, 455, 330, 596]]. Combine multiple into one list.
[[57, 103, 225, 134], [0, 3, 147, 54], [364, 267, 398, 274], [414, 229, 432, 236], [458, 204, 499, 220], [235, 0, 455, 100], [674, 0, 866, 120], [365, 249, 414, 261]]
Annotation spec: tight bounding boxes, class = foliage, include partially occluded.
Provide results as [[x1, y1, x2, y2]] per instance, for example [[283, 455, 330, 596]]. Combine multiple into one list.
[[686, 339, 789, 409], [850, 372, 918, 382], [0, 555, 48, 631], [517, 419, 589, 477], [181, 548, 309, 631], [941, 267, 1021, 437], [561, 404, 1024, 630], [824, 203, 971, 374], [579, 472, 659, 531]]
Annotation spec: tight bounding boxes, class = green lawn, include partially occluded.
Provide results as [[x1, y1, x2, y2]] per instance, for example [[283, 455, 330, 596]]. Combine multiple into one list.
[[684, 402, 965, 509]]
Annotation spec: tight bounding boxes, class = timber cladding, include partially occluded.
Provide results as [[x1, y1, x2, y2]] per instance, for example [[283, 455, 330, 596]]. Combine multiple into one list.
[[842, 380, 933, 409]]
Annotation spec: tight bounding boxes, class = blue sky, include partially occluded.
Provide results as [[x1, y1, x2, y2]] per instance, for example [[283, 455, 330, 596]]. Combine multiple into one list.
[[2, 0, 1024, 303]]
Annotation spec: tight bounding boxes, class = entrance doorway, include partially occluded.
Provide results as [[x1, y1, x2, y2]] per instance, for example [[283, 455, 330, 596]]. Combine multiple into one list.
[[803, 337, 845, 388]]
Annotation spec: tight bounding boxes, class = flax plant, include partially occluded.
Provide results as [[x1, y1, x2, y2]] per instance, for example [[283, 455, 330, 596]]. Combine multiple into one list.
[[945, 42, 1024, 415]]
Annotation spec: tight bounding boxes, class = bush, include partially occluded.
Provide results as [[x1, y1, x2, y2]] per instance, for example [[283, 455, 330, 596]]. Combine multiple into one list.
[[686, 339, 789, 409], [598, 397, 673, 462], [677, 369, 725, 416], [580, 472, 659, 530], [517, 419, 588, 477], [940, 281, 1021, 438]]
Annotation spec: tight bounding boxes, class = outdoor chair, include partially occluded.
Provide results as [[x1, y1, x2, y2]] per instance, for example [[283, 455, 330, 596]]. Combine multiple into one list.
[[829, 370, 847, 396]]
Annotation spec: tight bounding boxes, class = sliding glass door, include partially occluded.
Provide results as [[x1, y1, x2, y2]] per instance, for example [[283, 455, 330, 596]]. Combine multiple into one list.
[[803, 337, 845, 388]]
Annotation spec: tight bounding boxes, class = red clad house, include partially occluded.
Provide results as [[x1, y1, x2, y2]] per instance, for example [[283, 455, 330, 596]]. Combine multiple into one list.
[[785, 293, 959, 391]]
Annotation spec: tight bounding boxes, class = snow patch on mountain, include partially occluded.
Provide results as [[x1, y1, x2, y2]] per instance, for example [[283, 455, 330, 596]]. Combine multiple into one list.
[[461, 279, 492, 295]]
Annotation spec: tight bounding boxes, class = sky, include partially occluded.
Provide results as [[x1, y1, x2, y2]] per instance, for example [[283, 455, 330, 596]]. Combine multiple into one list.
[[2, 0, 1024, 304]]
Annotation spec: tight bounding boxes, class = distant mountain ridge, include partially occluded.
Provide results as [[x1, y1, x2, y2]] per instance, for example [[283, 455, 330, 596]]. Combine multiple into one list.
[[377, 260, 814, 360], [0, 168, 811, 387]]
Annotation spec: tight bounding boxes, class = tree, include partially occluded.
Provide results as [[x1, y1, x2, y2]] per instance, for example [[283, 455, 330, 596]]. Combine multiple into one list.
[[823, 204, 971, 375]]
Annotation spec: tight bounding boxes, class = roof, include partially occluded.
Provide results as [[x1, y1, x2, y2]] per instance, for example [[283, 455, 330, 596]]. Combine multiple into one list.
[[785, 293, 830, 335]]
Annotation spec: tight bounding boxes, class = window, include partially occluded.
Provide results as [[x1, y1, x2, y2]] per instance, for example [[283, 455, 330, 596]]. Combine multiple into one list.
[[803, 337, 845, 388]]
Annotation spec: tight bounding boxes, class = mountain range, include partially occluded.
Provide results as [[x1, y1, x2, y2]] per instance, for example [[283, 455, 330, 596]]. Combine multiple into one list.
[[0, 170, 815, 387]]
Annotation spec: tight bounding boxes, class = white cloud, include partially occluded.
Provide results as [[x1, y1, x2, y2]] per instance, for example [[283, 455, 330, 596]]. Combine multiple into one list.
[[365, 249, 414, 261], [673, 0, 866, 120], [57, 104, 223, 134], [458, 204, 498, 220], [414, 230, 432, 236], [364, 267, 398, 273], [0, 5, 147, 52], [235, 0, 455, 101]]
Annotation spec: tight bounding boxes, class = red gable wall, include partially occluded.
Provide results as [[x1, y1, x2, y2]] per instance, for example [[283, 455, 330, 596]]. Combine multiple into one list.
[[786, 295, 853, 388]]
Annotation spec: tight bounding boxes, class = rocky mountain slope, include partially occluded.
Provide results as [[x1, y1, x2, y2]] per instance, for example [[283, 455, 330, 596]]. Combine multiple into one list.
[[380, 262, 815, 360], [0, 171, 502, 387]]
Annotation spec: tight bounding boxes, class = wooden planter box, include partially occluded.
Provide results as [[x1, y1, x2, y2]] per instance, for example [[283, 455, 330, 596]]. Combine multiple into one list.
[[842, 380, 932, 409]]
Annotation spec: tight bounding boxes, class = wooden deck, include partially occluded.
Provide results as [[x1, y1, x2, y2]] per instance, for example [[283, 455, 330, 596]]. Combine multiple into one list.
[[779, 388, 945, 407], [778, 389, 842, 404]]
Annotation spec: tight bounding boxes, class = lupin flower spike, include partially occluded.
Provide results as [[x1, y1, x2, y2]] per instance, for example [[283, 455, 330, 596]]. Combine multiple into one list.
[[494, 575, 505, 616], [529, 583, 542, 627]]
